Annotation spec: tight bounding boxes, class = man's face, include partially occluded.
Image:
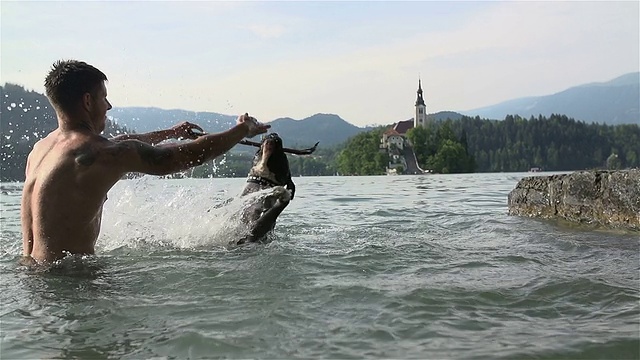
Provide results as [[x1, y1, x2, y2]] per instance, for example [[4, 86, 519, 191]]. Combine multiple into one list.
[[90, 82, 112, 132]]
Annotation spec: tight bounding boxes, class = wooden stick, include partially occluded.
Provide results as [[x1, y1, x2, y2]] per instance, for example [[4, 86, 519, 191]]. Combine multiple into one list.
[[191, 131, 319, 155], [239, 139, 319, 155]]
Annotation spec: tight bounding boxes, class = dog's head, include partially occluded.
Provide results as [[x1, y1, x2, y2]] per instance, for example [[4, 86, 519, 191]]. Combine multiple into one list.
[[251, 133, 295, 198]]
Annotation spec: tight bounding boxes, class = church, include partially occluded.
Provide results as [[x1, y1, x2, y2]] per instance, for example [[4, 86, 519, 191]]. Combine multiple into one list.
[[380, 80, 430, 175]]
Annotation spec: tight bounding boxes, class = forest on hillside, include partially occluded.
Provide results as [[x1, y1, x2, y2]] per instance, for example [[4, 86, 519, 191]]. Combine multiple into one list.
[[452, 114, 639, 172]]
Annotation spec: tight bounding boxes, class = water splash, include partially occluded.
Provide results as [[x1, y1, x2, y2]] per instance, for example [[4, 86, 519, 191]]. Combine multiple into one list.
[[98, 177, 276, 252]]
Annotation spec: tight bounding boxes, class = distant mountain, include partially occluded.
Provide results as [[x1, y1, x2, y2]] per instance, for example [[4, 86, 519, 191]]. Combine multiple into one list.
[[109, 107, 238, 134], [109, 108, 369, 149], [268, 113, 369, 147], [428, 111, 464, 121], [460, 72, 640, 125]]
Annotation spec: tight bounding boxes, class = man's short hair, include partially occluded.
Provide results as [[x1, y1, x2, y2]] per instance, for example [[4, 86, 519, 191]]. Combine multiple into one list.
[[44, 60, 108, 114]]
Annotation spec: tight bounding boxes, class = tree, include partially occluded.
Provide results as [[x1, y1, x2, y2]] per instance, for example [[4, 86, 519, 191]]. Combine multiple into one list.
[[407, 120, 476, 173], [336, 127, 388, 175]]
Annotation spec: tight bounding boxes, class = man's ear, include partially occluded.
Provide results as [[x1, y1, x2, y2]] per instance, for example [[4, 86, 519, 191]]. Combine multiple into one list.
[[82, 92, 92, 112]]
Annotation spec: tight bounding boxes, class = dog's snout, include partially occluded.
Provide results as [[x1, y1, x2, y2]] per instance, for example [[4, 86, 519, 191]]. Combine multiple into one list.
[[263, 133, 282, 144]]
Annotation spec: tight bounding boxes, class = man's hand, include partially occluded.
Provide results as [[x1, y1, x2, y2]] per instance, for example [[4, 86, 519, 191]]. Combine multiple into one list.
[[171, 121, 205, 140], [237, 113, 270, 138]]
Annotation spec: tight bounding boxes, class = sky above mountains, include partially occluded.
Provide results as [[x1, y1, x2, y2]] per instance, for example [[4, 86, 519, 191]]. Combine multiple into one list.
[[2, 1, 638, 127]]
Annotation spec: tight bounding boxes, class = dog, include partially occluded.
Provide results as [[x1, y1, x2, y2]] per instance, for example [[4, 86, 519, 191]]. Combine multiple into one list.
[[236, 133, 318, 244]]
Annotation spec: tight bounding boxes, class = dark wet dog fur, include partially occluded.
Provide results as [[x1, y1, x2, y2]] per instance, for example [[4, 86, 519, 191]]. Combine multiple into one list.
[[237, 133, 295, 244]]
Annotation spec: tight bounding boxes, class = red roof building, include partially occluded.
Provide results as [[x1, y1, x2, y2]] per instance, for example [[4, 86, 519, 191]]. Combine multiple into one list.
[[393, 120, 414, 135]]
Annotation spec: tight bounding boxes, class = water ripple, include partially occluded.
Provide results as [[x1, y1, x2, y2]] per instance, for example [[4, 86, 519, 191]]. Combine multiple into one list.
[[1, 175, 638, 359]]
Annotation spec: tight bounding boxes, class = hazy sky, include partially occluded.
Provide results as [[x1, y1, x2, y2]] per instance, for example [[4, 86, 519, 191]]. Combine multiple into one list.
[[2, 1, 638, 126]]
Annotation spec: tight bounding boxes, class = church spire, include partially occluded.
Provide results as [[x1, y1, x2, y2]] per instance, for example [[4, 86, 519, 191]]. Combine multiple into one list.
[[415, 78, 426, 106], [414, 78, 427, 128]]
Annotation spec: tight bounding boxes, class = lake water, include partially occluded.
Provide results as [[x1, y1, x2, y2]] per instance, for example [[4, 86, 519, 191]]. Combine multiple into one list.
[[1, 173, 638, 359]]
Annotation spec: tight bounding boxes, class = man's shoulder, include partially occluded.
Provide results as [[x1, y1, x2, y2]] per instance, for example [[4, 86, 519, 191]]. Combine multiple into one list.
[[91, 136, 149, 165], [32, 130, 58, 149], [62, 133, 110, 155]]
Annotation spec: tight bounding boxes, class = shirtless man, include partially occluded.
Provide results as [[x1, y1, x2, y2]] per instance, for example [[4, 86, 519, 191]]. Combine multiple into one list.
[[20, 60, 270, 265]]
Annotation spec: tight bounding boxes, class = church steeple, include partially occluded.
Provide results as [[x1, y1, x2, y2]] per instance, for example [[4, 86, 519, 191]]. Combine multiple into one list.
[[415, 79, 426, 107], [415, 78, 427, 128]]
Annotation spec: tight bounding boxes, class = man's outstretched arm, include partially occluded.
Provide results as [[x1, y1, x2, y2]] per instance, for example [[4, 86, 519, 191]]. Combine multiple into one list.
[[112, 122, 204, 145], [104, 114, 269, 176]]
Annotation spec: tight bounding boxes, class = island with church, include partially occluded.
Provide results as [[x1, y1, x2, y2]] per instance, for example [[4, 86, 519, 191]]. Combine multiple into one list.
[[379, 79, 474, 175]]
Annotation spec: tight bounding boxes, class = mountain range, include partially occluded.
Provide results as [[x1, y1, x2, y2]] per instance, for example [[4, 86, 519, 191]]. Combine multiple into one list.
[[460, 72, 639, 125], [108, 72, 638, 147], [108, 108, 366, 148]]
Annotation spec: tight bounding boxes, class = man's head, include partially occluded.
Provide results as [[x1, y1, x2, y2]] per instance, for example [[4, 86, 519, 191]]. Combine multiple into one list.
[[44, 60, 111, 131]]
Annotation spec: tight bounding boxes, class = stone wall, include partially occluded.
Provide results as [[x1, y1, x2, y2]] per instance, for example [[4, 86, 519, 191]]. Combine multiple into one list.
[[508, 169, 640, 231]]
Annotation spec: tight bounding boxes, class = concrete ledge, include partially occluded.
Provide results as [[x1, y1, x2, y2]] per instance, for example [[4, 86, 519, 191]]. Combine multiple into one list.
[[508, 169, 640, 231]]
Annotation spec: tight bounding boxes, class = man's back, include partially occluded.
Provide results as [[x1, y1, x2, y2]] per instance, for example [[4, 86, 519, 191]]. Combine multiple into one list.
[[22, 130, 117, 263]]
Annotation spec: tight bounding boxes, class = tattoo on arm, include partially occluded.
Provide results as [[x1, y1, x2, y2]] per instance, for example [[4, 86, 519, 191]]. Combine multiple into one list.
[[74, 144, 97, 166], [103, 141, 176, 175], [134, 142, 174, 166]]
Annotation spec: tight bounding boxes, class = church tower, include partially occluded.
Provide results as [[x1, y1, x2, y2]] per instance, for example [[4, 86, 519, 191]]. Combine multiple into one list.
[[414, 78, 427, 128]]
